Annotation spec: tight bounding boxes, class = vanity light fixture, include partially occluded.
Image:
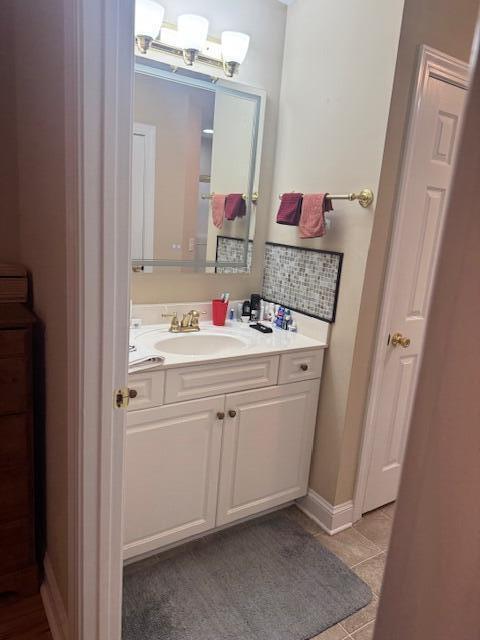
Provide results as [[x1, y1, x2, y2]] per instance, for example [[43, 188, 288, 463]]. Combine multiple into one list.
[[134, 3, 251, 77], [221, 31, 251, 77], [177, 14, 209, 66], [134, 0, 165, 54]]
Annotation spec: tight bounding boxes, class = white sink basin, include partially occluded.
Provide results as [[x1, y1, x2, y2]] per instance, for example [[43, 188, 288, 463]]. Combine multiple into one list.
[[143, 331, 250, 357]]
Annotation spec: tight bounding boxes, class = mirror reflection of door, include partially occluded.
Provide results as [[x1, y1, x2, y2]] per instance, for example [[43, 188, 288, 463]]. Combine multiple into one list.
[[131, 64, 263, 271]]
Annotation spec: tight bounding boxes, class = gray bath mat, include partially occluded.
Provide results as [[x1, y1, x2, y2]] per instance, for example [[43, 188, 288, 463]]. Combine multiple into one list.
[[123, 511, 372, 640]]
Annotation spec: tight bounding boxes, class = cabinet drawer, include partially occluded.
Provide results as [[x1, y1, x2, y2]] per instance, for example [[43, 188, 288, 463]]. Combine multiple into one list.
[[127, 370, 165, 410], [0, 414, 30, 469], [0, 330, 29, 357], [278, 349, 324, 384], [0, 357, 29, 415], [0, 519, 34, 574], [164, 356, 279, 404], [0, 464, 31, 523]]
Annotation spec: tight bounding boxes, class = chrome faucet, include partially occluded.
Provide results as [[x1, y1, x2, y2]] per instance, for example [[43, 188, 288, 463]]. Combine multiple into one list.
[[165, 310, 201, 333]]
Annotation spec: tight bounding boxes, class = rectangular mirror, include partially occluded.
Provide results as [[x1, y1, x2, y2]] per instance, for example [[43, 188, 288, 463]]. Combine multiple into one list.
[[131, 60, 264, 271]]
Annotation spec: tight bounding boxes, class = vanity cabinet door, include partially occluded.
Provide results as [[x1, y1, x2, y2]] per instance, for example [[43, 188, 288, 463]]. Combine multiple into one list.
[[216, 380, 320, 527], [123, 396, 225, 559]]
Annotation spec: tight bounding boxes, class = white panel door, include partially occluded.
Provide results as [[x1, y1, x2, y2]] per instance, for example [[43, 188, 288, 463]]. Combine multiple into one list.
[[123, 395, 224, 559], [363, 75, 466, 513], [217, 380, 320, 526]]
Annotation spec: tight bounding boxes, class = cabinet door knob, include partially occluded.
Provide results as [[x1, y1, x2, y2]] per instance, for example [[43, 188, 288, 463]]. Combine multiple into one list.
[[228, 410, 237, 418], [128, 388, 138, 399], [217, 412, 225, 420], [300, 364, 309, 371]]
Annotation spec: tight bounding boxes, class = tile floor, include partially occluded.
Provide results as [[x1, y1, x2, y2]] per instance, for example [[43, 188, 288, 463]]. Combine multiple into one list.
[[285, 502, 395, 640]]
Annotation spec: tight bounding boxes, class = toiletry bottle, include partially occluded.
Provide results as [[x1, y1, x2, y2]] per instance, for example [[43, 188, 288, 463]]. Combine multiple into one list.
[[283, 309, 291, 330], [250, 294, 261, 321], [242, 299, 251, 317], [276, 306, 285, 328]]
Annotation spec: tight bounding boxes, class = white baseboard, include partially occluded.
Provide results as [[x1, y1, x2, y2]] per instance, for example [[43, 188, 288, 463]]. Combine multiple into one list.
[[296, 489, 353, 535], [40, 553, 68, 640]]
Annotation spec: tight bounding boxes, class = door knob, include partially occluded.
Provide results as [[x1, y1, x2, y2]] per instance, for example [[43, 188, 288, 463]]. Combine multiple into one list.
[[217, 412, 225, 420], [128, 388, 138, 399], [228, 410, 237, 418], [391, 332, 411, 348]]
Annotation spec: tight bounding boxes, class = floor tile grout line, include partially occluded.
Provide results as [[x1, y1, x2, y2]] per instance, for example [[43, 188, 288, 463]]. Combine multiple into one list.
[[350, 549, 384, 570], [351, 524, 386, 551]]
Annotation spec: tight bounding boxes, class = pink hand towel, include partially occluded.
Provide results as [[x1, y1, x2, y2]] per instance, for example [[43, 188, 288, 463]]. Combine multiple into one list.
[[299, 193, 333, 238], [211, 194, 226, 229], [276, 192, 303, 225], [224, 194, 246, 221]]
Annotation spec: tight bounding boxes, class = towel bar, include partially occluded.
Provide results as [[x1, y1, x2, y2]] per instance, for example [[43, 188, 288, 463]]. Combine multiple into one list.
[[278, 188, 374, 208], [202, 192, 259, 203]]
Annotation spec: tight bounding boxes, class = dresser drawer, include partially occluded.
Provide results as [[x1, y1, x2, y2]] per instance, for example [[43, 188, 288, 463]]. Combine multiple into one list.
[[0, 330, 29, 357], [0, 465, 31, 523], [0, 357, 29, 414], [164, 356, 279, 404], [0, 414, 30, 469], [127, 370, 165, 410], [278, 349, 324, 384], [0, 519, 34, 574]]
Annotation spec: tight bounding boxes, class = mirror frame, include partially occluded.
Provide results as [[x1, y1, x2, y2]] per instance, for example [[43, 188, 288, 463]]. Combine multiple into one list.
[[132, 59, 265, 270]]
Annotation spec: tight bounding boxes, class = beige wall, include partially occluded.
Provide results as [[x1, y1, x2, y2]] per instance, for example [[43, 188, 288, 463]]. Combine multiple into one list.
[[14, 0, 69, 608], [375, 34, 480, 637], [131, 0, 287, 303], [0, 1, 19, 262], [337, 0, 479, 505], [267, 0, 405, 504]]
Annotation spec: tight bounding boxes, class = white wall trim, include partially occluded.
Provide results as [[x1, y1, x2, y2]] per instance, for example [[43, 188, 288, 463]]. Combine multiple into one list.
[[40, 554, 68, 640], [296, 490, 353, 535], [352, 45, 470, 523]]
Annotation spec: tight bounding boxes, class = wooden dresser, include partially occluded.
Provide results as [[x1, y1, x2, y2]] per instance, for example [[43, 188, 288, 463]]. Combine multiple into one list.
[[0, 265, 39, 596]]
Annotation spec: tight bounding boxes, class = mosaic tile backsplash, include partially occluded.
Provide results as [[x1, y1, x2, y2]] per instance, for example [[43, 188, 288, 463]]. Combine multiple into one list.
[[262, 242, 343, 322], [216, 236, 252, 274]]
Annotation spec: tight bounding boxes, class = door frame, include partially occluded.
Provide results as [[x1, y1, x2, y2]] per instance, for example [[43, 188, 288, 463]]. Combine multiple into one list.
[[352, 46, 469, 523], [132, 122, 156, 271], [64, 0, 133, 638]]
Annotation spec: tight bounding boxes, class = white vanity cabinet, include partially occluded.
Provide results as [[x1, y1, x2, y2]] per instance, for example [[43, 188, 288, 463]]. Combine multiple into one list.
[[123, 396, 224, 559], [216, 380, 321, 526], [124, 349, 324, 560]]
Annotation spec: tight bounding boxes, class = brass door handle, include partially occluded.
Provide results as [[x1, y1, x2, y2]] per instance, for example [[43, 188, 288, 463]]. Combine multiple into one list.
[[217, 412, 225, 420], [128, 388, 138, 399], [228, 410, 237, 418], [391, 332, 411, 348], [300, 364, 309, 372]]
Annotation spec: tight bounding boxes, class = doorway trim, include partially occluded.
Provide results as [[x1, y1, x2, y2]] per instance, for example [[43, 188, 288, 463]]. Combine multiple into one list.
[[352, 46, 469, 523], [62, 0, 133, 638]]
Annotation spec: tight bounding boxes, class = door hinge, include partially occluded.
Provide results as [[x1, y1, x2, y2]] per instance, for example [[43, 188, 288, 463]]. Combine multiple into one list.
[[115, 387, 137, 409]]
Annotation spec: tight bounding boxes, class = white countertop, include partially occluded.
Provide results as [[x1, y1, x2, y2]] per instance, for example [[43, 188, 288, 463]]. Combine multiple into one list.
[[130, 320, 327, 370]]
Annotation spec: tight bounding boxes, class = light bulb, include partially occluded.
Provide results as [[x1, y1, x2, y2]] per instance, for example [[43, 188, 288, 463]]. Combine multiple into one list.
[[177, 14, 209, 52], [135, 0, 164, 53], [135, 0, 164, 39], [221, 31, 250, 64]]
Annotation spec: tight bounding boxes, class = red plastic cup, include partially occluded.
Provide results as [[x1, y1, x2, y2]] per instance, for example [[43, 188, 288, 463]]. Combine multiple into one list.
[[212, 299, 228, 326]]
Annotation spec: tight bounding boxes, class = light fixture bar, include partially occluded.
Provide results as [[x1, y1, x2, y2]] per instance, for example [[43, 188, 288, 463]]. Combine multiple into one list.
[[150, 40, 224, 71]]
